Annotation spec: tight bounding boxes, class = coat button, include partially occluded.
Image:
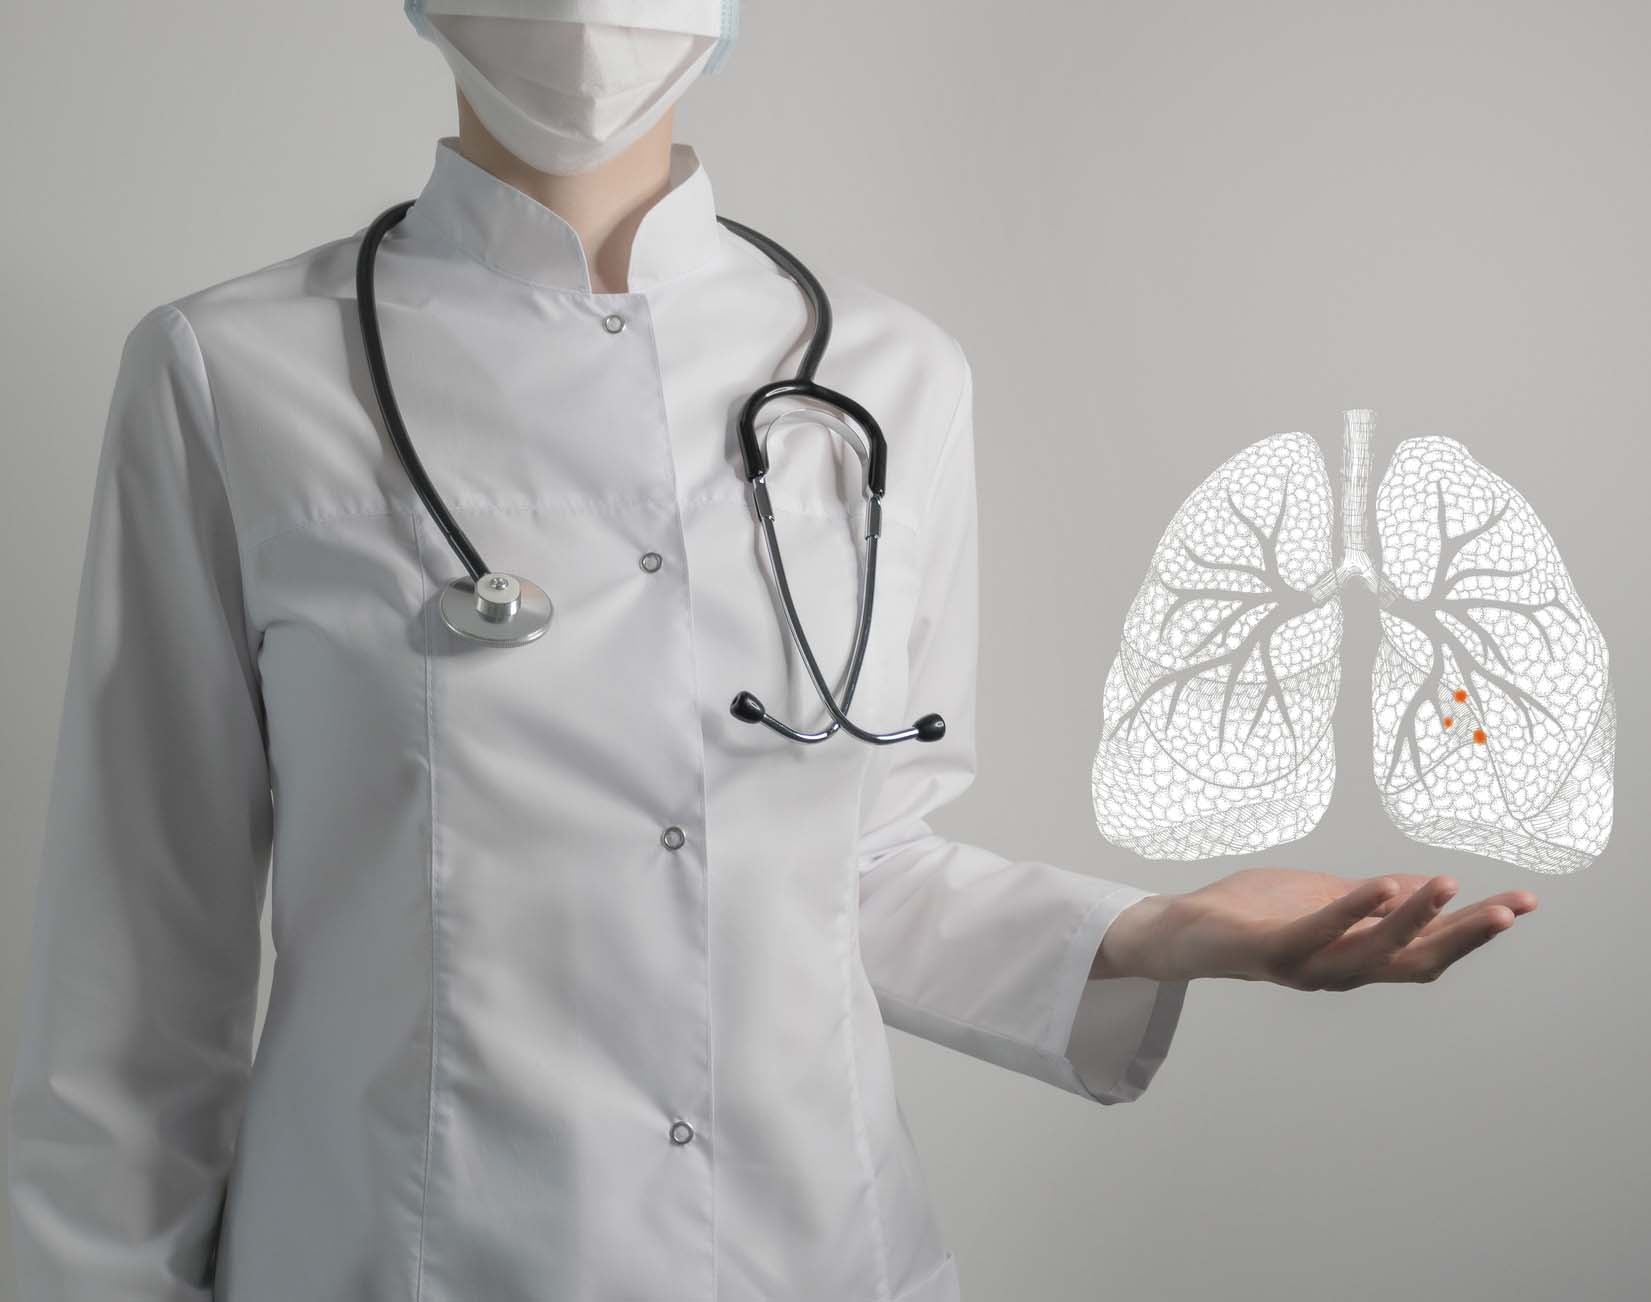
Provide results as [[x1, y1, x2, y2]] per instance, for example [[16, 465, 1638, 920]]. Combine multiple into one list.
[[669, 1120, 695, 1145], [602, 313, 626, 333], [660, 825, 686, 851], [639, 551, 662, 573]]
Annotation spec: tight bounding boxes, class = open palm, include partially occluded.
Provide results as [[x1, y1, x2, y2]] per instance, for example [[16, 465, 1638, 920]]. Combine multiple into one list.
[[1115, 868, 1538, 988]]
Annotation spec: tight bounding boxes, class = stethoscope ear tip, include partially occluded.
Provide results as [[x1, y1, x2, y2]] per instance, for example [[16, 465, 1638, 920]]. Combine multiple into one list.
[[730, 690, 767, 725], [732, 690, 943, 746]]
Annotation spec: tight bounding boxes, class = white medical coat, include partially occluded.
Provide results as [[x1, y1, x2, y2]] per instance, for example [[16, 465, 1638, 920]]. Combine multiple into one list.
[[7, 135, 1188, 1302]]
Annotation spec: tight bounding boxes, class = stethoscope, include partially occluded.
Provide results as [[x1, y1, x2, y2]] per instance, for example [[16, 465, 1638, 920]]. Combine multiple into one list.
[[355, 200, 945, 747]]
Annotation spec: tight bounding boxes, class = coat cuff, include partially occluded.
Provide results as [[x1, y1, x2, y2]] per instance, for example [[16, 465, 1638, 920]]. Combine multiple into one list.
[[1042, 886, 1189, 1104]]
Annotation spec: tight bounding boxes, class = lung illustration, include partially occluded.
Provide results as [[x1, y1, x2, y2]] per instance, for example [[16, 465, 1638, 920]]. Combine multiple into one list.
[[1369, 435, 1614, 872], [1091, 432, 1344, 858], [1092, 410, 1614, 872]]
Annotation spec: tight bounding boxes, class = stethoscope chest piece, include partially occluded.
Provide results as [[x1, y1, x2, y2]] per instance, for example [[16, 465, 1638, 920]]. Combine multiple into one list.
[[439, 571, 553, 645]]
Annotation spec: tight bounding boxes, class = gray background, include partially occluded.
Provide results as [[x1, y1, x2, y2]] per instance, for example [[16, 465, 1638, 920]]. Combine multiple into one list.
[[3, 2, 1647, 1299]]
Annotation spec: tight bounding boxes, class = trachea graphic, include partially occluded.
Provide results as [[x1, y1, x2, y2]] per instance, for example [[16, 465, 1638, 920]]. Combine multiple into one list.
[[1091, 410, 1615, 873]]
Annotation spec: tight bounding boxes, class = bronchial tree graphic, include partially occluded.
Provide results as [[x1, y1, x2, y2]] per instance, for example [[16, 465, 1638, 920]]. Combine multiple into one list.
[[1091, 410, 1615, 873]]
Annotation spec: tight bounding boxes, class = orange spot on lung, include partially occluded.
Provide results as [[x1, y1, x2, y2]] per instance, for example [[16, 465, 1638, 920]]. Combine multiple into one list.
[[1454, 689, 1469, 703], [1442, 717, 1454, 728], [1473, 729, 1487, 745]]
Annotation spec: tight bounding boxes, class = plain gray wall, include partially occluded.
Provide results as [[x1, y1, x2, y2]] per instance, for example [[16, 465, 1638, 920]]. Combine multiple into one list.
[[3, 2, 1647, 1299]]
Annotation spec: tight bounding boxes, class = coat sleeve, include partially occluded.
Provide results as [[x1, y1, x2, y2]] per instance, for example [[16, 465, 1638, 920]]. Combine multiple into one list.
[[854, 341, 1188, 1105], [6, 303, 271, 1299]]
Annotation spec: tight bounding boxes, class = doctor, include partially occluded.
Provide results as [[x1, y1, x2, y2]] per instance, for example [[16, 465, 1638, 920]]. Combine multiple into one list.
[[6, 3, 1539, 1300]]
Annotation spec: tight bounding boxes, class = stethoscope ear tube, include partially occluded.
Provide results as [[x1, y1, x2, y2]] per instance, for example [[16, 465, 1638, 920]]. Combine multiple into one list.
[[731, 687, 946, 745], [735, 380, 888, 495], [731, 477, 944, 746], [717, 257, 938, 743]]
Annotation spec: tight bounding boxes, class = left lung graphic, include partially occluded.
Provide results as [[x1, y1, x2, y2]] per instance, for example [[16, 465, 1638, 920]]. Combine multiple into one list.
[[1091, 410, 1614, 872]]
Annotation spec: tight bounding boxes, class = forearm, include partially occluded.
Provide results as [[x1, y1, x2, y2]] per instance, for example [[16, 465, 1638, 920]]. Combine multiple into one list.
[[1090, 885, 1267, 984], [1089, 887, 1275, 983]]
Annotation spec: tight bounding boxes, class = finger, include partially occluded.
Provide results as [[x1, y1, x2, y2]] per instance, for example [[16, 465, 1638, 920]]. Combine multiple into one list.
[[1313, 876, 1459, 984], [1272, 876, 1402, 969], [1409, 890, 1539, 937], [1374, 903, 1520, 983], [1366, 875, 1437, 915], [1364, 875, 1440, 920]]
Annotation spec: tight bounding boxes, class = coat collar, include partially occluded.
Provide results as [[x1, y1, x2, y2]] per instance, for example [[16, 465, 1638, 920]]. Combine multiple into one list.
[[404, 134, 723, 295]]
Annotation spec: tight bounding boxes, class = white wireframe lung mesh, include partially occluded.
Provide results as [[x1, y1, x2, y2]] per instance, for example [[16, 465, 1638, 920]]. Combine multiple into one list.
[[1091, 410, 1614, 873]]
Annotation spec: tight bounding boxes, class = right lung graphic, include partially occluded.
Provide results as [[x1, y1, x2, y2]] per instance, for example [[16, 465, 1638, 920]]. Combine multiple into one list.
[[1092, 410, 1615, 872]]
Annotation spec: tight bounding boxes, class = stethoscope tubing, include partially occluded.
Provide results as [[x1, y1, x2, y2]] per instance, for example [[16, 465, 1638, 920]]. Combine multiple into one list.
[[357, 199, 492, 584], [355, 196, 943, 745], [715, 215, 831, 385]]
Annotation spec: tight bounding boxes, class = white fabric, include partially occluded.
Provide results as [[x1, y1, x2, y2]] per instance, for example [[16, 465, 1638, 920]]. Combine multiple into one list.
[[406, 0, 737, 174], [6, 135, 1188, 1302]]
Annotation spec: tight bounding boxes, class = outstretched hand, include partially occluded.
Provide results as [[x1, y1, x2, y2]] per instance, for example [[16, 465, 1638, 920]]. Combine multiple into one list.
[[1093, 868, 1538, 988]]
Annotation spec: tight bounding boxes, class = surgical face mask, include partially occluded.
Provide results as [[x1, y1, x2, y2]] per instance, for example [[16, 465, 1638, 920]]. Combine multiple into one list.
[[404, 1, 739, 175]]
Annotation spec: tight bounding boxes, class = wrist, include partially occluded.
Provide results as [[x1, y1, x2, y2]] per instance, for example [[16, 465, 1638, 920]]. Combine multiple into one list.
[[1088, 892, 1181, 982]]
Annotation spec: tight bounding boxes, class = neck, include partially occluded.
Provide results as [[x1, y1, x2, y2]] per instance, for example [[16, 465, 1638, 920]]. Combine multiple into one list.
[[454, 88, 676, 294]]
